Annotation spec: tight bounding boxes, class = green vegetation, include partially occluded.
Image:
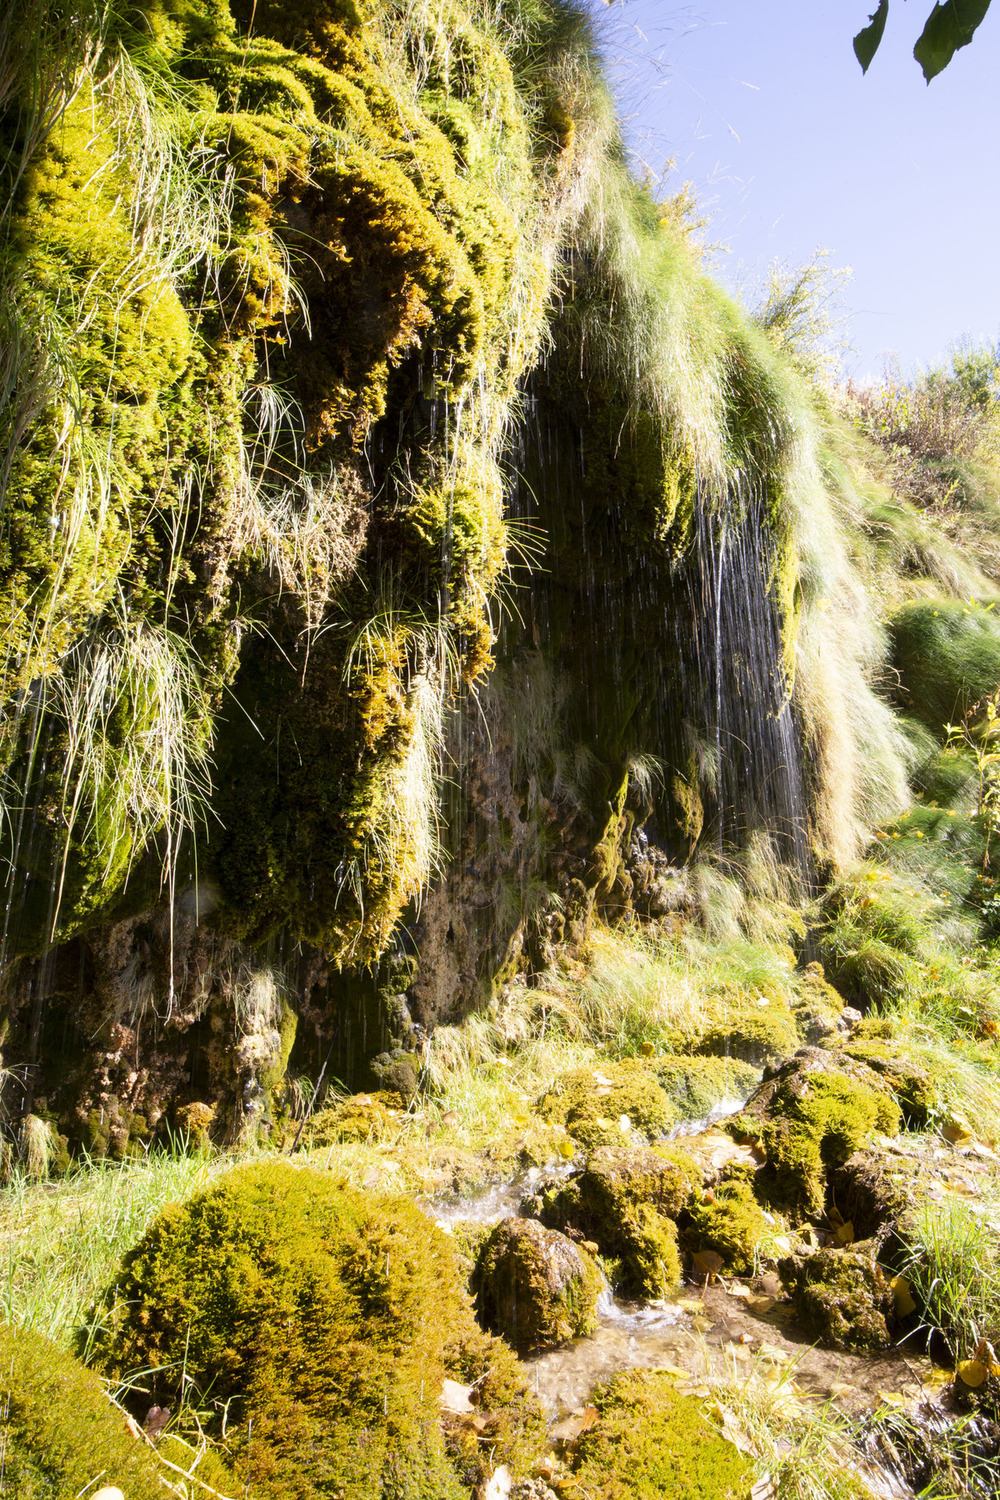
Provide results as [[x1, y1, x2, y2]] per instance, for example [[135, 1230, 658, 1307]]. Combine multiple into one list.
[[569, 1371, 752, 1500], [89, 1159, 543, 1498], [0, 1323, 175, 1500]]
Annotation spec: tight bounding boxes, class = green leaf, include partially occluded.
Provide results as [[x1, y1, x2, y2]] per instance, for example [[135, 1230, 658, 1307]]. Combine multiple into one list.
[[855, 1, 890, 70], [914, 0, 992, 81]]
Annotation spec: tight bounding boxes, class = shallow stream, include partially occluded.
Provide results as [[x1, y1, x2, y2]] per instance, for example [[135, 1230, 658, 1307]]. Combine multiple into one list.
[[422, 1107, 985, 1499]]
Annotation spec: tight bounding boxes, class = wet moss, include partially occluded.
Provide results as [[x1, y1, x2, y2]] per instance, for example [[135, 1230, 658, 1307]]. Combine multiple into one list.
[[651, 1055, 759, 1120], [88, 1159, 542, 1498], [0, 1322, 172, 1499], [472, 1215, 602, 1351], [570, 1370, 752, 1499], [538, 1060, 676, 1150], [695, 1002, 800, 1067]]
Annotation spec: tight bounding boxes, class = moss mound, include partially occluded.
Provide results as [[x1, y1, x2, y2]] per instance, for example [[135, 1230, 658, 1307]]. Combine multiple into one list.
[[694, 1003, 800, 1068], [0, 1322, 171, 1500], [570, 1370, 752, 1499], [684, 1168, 774, 1277], [890, 598, 1000, 733], [651, 1055, 759, 1120], [472, 1215, 602, 1351], [538, 1061, 676, 1149], [728, 1050, 900, 1217], [89, 1160, 542, 1498], [778, 1247, 895, 1352], [528, 1145, 698, 1297]]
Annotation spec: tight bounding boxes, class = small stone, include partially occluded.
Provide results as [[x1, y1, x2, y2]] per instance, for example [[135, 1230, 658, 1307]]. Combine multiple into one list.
[[92, 1490, 126, 1500]]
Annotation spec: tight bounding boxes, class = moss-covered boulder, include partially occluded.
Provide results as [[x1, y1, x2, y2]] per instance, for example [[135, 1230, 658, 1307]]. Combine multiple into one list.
[[527, 1145, 699, 1298], [651, 1055, 759, 1121], [695, 1002, 800, 1068], [684, 1167, 775, 1277], [778, 1247, 895, 1352], [538, 1062, 676, 1150], [569, 1370, 752, 1499], [88, 1161, 543, 1499], [472, 1216, 602, 1351], [843, 1039, 938, 1126], [0, 1322, 180, 1500], [727, 1049, 900, 1217]]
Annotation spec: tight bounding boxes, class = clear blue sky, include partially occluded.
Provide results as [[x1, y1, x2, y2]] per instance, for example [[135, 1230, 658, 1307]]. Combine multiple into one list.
[[595, 1, 1000, 379]]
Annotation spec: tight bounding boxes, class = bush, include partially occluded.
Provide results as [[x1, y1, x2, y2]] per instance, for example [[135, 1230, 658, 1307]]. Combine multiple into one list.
[[89, 1161, 542, 1498]]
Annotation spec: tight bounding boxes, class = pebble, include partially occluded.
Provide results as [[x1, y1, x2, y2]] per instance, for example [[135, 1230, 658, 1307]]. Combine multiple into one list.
[[93, 1490, 125, 1500]]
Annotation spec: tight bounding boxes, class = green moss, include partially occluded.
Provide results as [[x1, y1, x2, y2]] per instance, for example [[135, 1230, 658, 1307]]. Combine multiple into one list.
[[843, 1039, 938, 1126], [778, 1248, 895, 1352], [651, 1055, 760, 1119], [472, 1215, 602, 1351], [532, 1146, 694, 1297], [695, 1003, 800, 1067], [684, 1170, 773, 1277], [88, 1160, 541, 1499], [538, 1060, 676, 1149], [0, 1323, 170, 1499], [570, 1370, 752, 1499], [728, 1052, 900, 1217]]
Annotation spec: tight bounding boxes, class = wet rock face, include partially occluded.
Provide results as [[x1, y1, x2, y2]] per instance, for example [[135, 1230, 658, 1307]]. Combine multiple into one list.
[[473, 1216, 601, 1352], [779, 1247, 896, 1352], [525, 1146, 698, 1298]]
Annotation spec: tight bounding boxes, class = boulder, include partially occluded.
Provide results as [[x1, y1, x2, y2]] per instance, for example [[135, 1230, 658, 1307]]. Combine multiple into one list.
[[473, 1217, 602, 1351], [778, 1247, 895, 1352]]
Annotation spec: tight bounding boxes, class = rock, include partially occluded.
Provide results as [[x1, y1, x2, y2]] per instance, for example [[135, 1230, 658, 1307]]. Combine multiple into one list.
[[93, 1491, 126, 1500], [473, 1217, 602, 1351], [827, 1148, 912, 1244], [525, 1145, 698, 1298], [511, 1480, 559, 1500], [778, 1247, 895, 1352], [727, 1048, 901, 1216]]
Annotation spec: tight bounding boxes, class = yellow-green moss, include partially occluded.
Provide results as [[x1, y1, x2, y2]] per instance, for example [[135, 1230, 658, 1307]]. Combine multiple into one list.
[[0, 1322, 170, 1500], [88, 1160, 543, 1498], [728, 1054, 900, 1217], [570, 1370, 752, 1499], [684, 1168, 773, 1277], [530, 1146, 695, 1297], [538, 1060, 676, 1149], [472, 1215, 602, 1350]]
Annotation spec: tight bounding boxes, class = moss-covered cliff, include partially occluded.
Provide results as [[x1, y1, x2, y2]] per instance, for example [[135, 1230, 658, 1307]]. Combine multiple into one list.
[[3, 0, 1000, 1155]]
